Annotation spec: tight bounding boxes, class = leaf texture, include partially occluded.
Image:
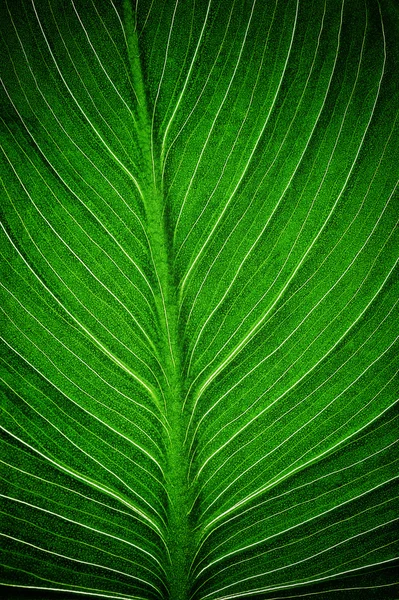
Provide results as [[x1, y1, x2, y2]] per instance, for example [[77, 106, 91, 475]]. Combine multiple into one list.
[[1, 0, 398, 599]]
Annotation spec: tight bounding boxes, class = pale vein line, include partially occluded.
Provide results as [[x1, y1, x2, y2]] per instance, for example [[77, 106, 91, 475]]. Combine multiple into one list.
[[1, 124, 158, 354], [150, 0, 179, 182], [204, 556, 399, 600], [1, 364, 166, 496], [241, 582, 399, 600], [161, 0, 212, 159], [1, 149, 158, 370], [196, 466, 398, 577], [0, 534, 162, 593], [30, 0, 144, 199], [0, 584, 139, 600], [197, 353, 399, 513], [0, 456, 168, 552], [107, 0, 139, 94], [2, 3, 173, 410], [2, 5, 150, 251], [174, 0, 281, 274], [183, 0, 328, 373], [192, 427, 399, 571], [0, 249, 169, 428], [199, 507, 398, 597], [198, 496, 399, 595], [187, 0, 385, 422], [181, 0, 345, 411], [188, 105, 398, 401], [193, 330, 398, 512], [197, 343, 398, 521], [0, 430, 163, 539], [50, 4, 139, 170], [205, 86, 398, 368], [137, 0, 156, 38], [173, 0, 259, 244], [202, 393, 398, 532], [0, 334, 164, 478], [1, 280, 162, 454], [178, 0, 299, 293], [161, 0, 238, 185], [70, 0, 139, 115], [188, 192, 397, 459], [0, 222, 160, 409], [1, 390, 166, 527]]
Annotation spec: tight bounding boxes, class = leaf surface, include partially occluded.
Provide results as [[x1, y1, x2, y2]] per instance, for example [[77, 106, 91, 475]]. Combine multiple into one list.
[[1, 0, 398, 599]]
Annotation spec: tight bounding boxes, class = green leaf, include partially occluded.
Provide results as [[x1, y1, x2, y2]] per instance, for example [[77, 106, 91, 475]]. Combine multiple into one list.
[[1, 0, 398, 599]]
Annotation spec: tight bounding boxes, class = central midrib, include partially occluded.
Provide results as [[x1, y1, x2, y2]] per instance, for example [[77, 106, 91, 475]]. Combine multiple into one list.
[[146, 189, 193, 600], [124, 3, 193, 598], [145, 185, 193, 600]]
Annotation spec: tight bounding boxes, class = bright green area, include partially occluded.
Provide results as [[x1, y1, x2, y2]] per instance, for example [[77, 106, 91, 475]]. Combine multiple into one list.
[[0, 1, 398, 599]]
